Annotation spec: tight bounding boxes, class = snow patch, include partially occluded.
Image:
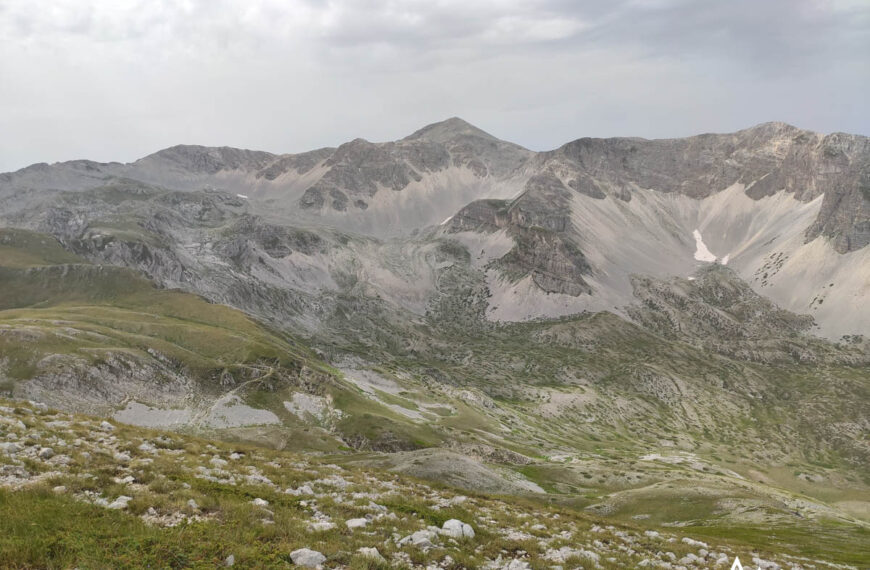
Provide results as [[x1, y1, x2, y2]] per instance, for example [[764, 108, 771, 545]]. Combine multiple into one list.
[[692, 229, 717, 262]]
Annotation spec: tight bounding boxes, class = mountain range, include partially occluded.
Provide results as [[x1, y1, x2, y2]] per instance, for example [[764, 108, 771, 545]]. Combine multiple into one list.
[[1, 118, 868, 566]]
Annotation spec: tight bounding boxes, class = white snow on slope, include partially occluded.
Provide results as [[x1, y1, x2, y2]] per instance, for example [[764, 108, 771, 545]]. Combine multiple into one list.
[[692, 229, 718, 262]]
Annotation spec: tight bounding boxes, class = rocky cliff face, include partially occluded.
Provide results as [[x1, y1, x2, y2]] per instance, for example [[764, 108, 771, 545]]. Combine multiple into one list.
[[531, 122, 870, 253], [450, 173, 593, 296]]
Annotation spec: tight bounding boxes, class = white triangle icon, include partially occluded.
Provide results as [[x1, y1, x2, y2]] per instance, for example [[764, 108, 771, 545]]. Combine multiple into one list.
[[731, 556, 744, 570]]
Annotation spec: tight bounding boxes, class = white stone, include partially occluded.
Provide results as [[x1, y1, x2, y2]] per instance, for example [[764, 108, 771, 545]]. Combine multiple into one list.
[[289, 548, 326, 568], [107, 496, 133, 509], [681, 537, 709, 548], [357, 547, 384, 560], [252, 498, 269, 507], [400, 529, 438, 549], [38, 447, 54, 459], [99, 421, 115, 432], [346, 517, 368, 530], [0, 442, 21, 455], [307, 521, 336, 532], [441, 518, 475, 539]]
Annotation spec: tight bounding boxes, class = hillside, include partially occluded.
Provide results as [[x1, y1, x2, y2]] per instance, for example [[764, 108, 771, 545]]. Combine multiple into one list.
[[2, 399, 867, 568]]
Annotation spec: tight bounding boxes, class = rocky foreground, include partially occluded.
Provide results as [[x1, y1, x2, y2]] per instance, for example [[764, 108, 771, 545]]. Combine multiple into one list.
[[0, 399, 844, 569]]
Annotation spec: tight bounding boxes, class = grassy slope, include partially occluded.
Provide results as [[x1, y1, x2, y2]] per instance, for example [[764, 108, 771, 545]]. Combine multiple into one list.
[[3, 399, 867, 568], [0, 228, 336, 392], [0, 229, 450, 453], [2, 229, 868, 562]]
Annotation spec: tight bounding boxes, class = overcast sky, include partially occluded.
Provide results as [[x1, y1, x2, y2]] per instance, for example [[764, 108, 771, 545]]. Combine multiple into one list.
[[1, 0, 868, 172]]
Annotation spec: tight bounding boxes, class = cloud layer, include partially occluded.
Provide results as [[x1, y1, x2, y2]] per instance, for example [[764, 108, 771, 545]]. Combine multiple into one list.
[[1, 0, 868, 171]]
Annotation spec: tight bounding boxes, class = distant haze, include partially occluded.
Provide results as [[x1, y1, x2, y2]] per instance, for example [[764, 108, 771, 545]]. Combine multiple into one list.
[[1, 0, 868, 172]]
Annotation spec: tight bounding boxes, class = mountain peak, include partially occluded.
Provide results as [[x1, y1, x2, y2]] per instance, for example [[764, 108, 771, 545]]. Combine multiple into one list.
[[135, 144, 276, 174], [404, 117, 500, 143], [738, 121, 804, 137]]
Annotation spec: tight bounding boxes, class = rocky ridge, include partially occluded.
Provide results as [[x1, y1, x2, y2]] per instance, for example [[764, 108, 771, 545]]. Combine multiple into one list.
[[0, 119, 867, 337]]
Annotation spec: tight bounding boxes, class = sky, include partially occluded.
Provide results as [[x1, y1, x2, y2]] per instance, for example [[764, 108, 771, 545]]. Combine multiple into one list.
[[1, 0, 868, 172]]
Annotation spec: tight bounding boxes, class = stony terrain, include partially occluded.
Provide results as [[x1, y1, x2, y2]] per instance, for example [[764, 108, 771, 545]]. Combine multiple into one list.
[[2, 399, 862, 569]]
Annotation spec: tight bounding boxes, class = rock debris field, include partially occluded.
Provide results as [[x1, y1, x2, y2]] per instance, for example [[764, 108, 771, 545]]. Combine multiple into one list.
[[0, 399, 838, 569]]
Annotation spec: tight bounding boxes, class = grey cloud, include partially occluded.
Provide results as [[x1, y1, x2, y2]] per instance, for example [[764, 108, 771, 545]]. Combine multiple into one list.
[[0, 0, 867, 172]]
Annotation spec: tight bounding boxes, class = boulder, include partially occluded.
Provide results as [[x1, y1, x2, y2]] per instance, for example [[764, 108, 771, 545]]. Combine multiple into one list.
[[441, 518, 475, 539], [290, 548, 326, 568], [346, 517, 368, 530], [107, 496, 133, 510], [357, 547, 384, 560], [307, 521, 336, 532]]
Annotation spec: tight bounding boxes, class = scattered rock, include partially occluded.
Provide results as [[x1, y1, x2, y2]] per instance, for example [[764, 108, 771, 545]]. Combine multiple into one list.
[[346, 517, 368, 530], [399, 529, 439, 549], [210, 456, 228, 468], [107, 496, 133, 510], [0, 442, 21, 455], [357, 547, 384, 560], [681, 537, 709, 548], [441, 518, 475, 539], [308, 521, 336, 532], [37, 447, 54, 460], [289, 547, 326, 568]]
